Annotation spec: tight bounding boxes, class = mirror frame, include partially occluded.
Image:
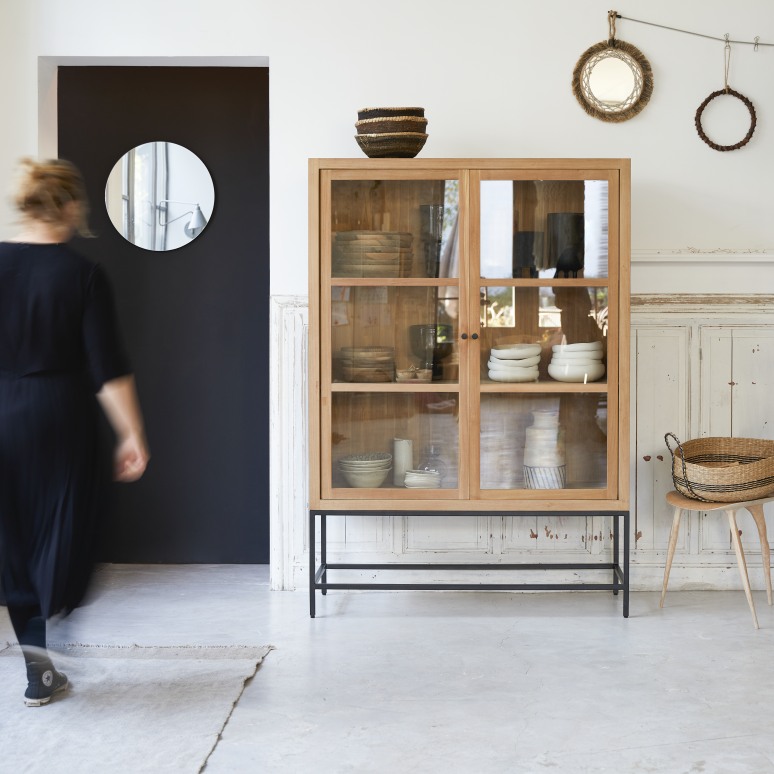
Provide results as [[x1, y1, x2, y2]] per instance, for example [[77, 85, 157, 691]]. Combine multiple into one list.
[[572, 39, 654, 123]]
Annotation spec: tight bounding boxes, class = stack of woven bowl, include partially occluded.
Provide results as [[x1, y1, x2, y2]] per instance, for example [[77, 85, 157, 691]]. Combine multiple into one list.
[[355, 107, 428, 158]]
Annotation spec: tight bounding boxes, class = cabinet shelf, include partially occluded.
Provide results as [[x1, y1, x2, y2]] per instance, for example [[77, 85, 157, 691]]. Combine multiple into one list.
[[329, 381, 607, 392]]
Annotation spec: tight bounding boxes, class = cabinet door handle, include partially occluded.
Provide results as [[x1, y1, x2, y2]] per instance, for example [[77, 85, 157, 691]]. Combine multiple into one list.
[[471, 333, 479, 340], [461, 333, 468, 340]]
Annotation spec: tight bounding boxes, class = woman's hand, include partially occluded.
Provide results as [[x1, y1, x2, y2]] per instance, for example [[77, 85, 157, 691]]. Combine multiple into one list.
[[114, 432, 149, 482], [97, 375, 150, 482]]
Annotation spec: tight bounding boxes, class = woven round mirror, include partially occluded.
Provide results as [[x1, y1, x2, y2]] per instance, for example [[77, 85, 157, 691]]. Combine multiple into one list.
[[572, 13, 653, 123]]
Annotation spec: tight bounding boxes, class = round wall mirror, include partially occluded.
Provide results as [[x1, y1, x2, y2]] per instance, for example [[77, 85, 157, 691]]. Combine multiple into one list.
[[105, 141, 215, 251], [572, 40, 653, 122]]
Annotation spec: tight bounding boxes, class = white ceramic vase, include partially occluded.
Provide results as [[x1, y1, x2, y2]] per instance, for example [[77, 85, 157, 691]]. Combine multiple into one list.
[[523, 410, 566, 489], [393, 438, 413, 486]]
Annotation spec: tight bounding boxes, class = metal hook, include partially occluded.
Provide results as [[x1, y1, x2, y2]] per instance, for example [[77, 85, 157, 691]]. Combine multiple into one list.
[[754, 36, 760, 51], [723, 34, 731, 92]]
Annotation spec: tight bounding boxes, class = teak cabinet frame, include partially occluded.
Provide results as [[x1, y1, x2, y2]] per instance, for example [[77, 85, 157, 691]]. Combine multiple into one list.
[[308, 158, 631, 617]]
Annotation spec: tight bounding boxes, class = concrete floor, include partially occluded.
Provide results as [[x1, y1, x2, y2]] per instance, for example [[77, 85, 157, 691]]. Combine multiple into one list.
[[3, 565, 774, 773]]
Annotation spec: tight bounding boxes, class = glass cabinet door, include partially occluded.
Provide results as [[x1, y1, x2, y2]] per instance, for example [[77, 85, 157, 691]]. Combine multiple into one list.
[[328, 178, 460, 280], [471, 172, 616, 498], [478, 178, 610, 280], [322, 175, 465, 498]]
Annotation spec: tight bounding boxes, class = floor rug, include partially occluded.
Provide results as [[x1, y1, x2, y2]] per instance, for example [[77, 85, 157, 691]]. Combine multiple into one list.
[[0, 642, 272, 773]]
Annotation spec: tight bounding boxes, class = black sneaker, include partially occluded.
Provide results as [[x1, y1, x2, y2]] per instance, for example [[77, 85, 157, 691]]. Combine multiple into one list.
[[24, 663, 69, 707]]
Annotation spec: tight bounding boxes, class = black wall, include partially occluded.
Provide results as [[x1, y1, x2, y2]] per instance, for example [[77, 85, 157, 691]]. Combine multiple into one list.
[[58, 66, 270, 563]]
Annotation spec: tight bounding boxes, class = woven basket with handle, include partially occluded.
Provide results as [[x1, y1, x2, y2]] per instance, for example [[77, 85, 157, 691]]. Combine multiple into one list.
[[665, 433, 774, 502]]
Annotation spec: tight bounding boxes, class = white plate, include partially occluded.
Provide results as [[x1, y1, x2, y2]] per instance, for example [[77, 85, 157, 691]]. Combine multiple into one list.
[[552, 341, 603, 353], [339, 453, 392, 463], [488, 368, 539, 382], [549, 350, 603, 362], [488, 354, 541, 368], [550, 356, 602, 366], [490, 343, 541, 359], [547, 362, 605, 382]]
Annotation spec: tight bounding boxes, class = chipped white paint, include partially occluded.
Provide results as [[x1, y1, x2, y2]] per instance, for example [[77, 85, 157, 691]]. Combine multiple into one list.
[[632, 295, 774, 590], [269, 296, 308, 590]]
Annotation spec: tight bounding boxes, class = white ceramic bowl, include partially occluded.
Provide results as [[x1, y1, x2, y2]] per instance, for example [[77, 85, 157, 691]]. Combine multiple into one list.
[[547, 362, 605, 382], [341, 467, 392, 488], [339, 462, 392, 472], [339, 453, 392, 470], [488, 367, 539, 383], [549, 350, 604, 361], [339, 453, 392, 463], [552, 341, 603, 353], [550, 356, 601, 367], [488, 354, 541, 368], [491, 343, 541, 359]]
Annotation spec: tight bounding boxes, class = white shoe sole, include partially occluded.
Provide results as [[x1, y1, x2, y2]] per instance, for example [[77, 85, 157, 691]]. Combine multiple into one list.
[[24, 678, 69, 707]]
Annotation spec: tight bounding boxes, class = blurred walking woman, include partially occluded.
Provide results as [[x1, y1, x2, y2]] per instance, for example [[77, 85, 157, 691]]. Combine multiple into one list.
[[0, 158, 149, 706]]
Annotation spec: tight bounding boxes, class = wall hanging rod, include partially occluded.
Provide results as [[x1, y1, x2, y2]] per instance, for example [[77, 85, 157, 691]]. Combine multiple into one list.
[[615, 12, 772, 49]]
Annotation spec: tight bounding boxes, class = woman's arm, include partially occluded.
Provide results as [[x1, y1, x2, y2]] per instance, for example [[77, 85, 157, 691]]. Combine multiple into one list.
[[97, 374, 150, 482]]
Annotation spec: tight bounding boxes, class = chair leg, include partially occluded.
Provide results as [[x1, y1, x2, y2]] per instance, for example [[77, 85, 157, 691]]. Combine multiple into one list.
[[746, 504, 772, 606], [660, 507, 683, 608], [727, 510, 760, 630]]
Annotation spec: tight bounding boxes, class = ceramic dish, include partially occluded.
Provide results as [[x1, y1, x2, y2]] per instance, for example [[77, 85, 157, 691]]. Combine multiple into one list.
[[403, 469, 442, 488], [550, 356, 603, 366], [339, 453, 392, 464], [490, 343, 542, 359], [339, 459, 392, 469], [547, 362, 605, 382], [549, 350, 604, 361], [488, 354, 541, 368], [341, 468, 392, 488], [488, 367, 539, 383], [552, 341, 603, 353]]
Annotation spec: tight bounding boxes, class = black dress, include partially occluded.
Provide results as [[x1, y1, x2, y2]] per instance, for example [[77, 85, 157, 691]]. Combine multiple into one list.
[[0, 242, 130, 617]]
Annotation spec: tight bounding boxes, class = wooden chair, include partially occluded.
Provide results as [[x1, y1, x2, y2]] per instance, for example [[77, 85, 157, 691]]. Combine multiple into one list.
[[660, 490, 773, 629]]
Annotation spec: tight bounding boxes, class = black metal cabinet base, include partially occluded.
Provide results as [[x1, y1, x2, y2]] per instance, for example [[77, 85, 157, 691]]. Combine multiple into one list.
[[309, 510, 630, 618]]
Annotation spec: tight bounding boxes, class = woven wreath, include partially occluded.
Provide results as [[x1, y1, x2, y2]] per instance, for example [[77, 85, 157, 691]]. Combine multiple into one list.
[[694, 87, 757, 152]]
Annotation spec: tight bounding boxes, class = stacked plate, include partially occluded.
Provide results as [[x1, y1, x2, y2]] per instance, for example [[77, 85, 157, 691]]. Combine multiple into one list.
[[548, 341, 605, 382], [339, 346, 394, 382], [403, 469, 442, 488], [487, 343, 541, 382], [332, 231, 413, 278], [339, 453, 392, 488]]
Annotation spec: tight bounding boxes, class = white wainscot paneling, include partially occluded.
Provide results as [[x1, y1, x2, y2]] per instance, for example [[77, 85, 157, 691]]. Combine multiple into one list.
[[500, 514, 600, 555], [270, 296, 309, 590], [632, 296, 774, 591], [327, 514, 393, 558], [277, 293, 774, 592], [402, 516, 490, 555], [632, 324, 691, 555]]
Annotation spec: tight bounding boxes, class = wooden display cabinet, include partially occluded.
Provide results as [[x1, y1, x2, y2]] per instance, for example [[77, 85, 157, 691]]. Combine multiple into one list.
[[308, 159, 631, 616]]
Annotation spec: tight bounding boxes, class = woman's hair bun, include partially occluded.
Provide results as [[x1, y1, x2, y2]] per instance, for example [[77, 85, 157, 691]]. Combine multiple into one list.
[[13, 157, 92, 236]]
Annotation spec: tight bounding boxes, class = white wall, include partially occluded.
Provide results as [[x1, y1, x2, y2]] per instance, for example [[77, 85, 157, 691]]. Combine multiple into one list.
[[1, 0, 774, 296], [4, 0, 774, 587]]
